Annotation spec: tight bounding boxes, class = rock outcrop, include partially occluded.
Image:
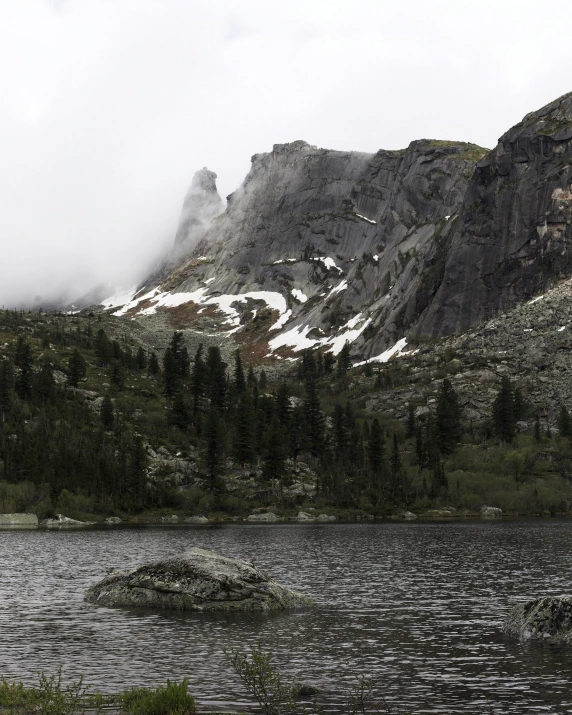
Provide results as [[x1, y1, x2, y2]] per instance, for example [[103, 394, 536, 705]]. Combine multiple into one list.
[[505, 596, 572, 642], [169, 168, 224, 261], [41, 514, 94, 528], [421, 92, 572, 337], [0, 513, 38, 526], [116, 139, 483, 358], [85, 547, 312, 612], [105, 91, 572, 363]]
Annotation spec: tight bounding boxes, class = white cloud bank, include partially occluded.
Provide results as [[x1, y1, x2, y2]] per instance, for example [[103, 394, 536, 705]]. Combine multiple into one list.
[[0, 0, 571, 306]]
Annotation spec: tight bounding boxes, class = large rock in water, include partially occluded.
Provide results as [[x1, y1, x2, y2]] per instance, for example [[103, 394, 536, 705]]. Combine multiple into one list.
[[85, 548, 312, 612], [504, 596, 572, 642]]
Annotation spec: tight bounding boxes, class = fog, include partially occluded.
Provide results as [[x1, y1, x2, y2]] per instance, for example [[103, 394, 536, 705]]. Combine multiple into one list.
[[1, 0, 571, 307]]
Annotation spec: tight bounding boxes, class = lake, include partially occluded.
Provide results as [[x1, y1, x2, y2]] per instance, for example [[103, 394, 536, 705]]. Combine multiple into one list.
[[1, 520, 572, 713]]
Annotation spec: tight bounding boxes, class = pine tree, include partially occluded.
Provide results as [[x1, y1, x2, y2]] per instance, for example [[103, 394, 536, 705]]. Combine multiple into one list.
[[233, 392, 256, 467], [492, 376, 516, 443], [125, 435, 148, 511], [337, 342, 351, 376], [162, 347, 179, 398], [171, 390, 190, 430], [109, 360, 125, 391], [191, 345, 206, 415], [204, 409, 225, 494], [233, 350, 246, 395], [35, 360, 54, 403], [368, 418, 386, 477], [259, 369, 268, 392], [14, 337, 33, 400], [389, 433, 405, 504], [94, 329, 111, 367], [206, 346, 227, 412], [0, 360, 13, 421], [558, 405, 572, 437], [148, 352, 160, 375], [136, 347, 147, 370], [303, 374, 324, 458], [435, 379, 462, 454], [262, 417, 286, 487], [247, 364, 257, 390], [100, 394, 115, 430], [67, 348, 87, 388]]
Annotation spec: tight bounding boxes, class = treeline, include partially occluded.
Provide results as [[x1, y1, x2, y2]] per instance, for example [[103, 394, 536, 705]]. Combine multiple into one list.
[[1, 307, 570, 517]]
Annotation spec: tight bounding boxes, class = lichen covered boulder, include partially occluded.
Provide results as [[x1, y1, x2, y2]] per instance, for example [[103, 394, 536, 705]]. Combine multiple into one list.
[[85, 547, 312, 612], [504, 596, 572, 642]]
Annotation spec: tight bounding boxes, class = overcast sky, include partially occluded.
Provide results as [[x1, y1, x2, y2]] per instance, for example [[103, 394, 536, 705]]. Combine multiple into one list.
[[1, 0, 571, 307]]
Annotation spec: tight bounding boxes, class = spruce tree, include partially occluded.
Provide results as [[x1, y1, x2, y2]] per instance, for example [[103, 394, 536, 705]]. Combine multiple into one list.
[[303, 373, 324, 458], [136, 347, 147, 370], [262, 417, 286, 488], [336, 342, 351, 376], [100, 394, 115, 430], [233, 350, 246, 395], [109, 360, 125, 391], [171, 390, 190, 430], [35, 360, 54, 403], [389, 433, 405, 504], [67, 348, 87, 388], [0, 360, 13, 421], [126, 435, 148, 511], [233, 392, 256, 467], [14, 337, 33, 400], [247, 364, 257, 390], [368, 418, 386, 477], [204, 408, 225, 494], [94, 329, 111, 367], [206, 346, 227, 412], [259, 369, 268, 392], [148, 352, 160, 375], [435, 379, 462, 454], [162, 347, 179, 398], [492, 376, 516, 443]]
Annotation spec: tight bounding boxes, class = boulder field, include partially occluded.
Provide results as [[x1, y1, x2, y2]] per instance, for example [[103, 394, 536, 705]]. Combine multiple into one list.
[[85, 547, 312, 612]]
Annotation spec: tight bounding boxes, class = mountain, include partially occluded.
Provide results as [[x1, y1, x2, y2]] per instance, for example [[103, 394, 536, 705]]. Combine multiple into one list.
[[419, 92, 572, 337], [104, 91, 572, 365]]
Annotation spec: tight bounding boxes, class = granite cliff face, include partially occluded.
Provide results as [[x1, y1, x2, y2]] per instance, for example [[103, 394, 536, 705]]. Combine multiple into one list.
[[420, 92, 572, 337], [117, 138, 483, 359], [107, 91, 572, 363]]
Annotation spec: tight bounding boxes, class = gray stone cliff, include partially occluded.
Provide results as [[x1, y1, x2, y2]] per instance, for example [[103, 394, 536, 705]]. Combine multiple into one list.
[[419, 92, 572, 337]]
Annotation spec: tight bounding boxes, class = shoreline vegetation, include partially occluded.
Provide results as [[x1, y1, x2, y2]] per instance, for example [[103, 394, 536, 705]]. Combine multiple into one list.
[[0, 647, 412, 714], [2, 308, 572, 531]]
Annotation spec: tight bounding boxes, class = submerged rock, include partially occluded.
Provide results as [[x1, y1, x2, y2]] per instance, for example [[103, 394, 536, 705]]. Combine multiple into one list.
[[0, 513, 38, 526], [85, 547, 312, 612], [505, 596, 572, 642], [41, 514, 94, 528]]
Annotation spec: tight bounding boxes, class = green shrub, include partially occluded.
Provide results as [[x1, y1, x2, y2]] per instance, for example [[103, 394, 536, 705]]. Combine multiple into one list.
[[122, 679, 195, 715]]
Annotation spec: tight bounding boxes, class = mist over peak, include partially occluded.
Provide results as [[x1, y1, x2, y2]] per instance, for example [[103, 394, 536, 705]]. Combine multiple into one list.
[[1, 1, 572, 308]]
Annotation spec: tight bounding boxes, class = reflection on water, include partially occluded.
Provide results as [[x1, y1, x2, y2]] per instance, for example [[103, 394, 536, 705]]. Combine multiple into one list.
[[1, 521, 572, 713]]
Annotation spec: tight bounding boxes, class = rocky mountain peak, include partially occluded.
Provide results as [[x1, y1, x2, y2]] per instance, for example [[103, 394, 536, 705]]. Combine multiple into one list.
[[173, 167, 223, 250], [419, 92, 572, 338]]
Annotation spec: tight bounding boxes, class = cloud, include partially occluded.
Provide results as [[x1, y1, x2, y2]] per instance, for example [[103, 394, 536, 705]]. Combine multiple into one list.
[[0, 0, 571, 306]]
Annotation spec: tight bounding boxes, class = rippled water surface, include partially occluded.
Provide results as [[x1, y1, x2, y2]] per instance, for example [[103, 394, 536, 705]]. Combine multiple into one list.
[[2, 521, 572, 713]]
